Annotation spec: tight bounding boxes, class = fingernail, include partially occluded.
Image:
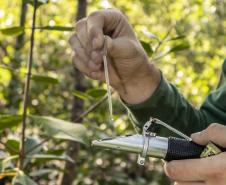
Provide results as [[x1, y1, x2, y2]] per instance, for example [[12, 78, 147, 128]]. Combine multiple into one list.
[[191, 132, 200, 139]]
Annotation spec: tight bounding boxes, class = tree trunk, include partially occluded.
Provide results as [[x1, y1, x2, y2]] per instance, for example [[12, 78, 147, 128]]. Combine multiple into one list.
[[60, 0, 87, 184], [6, 0, 27, 111]]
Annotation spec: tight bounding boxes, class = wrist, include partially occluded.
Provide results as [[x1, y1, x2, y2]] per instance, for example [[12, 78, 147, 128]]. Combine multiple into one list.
[[116, 62, 161, 104]]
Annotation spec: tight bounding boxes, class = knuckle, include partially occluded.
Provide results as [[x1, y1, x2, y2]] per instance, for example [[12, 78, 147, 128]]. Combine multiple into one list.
[[75, 18, 87, 31], [114, 9, 125, 18], [68, 34, 76, 45], [207, 123, 222, 135], [89, 11, 102, 19]]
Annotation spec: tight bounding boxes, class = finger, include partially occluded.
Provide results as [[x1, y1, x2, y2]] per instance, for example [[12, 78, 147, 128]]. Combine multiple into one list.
[[87, 9, 125, 49], [191, 123, 226, 147], [69, 34, 90, 64], [164, 159, 208, 181], [72, 52, 89, 75], [90, 50, 103, 64], [174, 181, 205, 185], [72, 53, 102, 80], [75, 18, 92, 55]]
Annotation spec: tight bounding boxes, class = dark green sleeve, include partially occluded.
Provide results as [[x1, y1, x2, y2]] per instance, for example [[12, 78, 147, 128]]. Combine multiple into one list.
[[124, 59, 226, 136]]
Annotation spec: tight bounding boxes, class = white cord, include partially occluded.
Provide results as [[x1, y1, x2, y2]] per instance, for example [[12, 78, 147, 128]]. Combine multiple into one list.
[[103, 36, 113, 123]]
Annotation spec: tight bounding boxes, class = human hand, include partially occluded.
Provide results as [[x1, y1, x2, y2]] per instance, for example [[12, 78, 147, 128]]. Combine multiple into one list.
[[69, 9, 160, 104], [164, 123, 226, 185]]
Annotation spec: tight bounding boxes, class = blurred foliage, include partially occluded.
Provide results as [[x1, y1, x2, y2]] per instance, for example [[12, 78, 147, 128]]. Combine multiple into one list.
[[0, 0, 225, 184]]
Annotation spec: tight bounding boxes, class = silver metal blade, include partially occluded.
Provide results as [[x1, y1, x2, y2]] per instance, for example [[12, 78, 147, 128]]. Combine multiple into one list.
[[92, 134, 168, 159]]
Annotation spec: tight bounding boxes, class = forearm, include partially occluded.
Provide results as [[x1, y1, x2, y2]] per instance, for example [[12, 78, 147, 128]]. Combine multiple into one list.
[[123, 74, 209, 135], [116, 62, 161, 104]]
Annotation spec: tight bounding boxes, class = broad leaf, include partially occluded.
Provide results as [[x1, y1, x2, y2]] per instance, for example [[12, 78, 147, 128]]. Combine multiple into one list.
[[73, 90, 91, 100], [1, 155, 19, 172], [0, 114, 22, 130], [29, 169, 55, 177], [31, 74, 59, 84], [0, 27, 24, 36], [5, 139, 20, 155], [38, 26, 74, 31], [87, 88, 106, 99], [140, 41, 153, 56], [167, 35, 186, 41], [27, 153, 74, 163], [169, 42, 190, 53], [24, 137, 42, 155], [29, 115, 88, 145], [12, 172, 37, 185]]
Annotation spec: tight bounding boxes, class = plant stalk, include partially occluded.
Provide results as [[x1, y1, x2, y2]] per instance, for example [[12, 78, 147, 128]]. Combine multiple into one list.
[[19, 0, 38, 170]]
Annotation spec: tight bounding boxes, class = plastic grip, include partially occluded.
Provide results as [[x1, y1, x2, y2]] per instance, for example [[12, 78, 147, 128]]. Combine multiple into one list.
[[165, 137, 205, 161]]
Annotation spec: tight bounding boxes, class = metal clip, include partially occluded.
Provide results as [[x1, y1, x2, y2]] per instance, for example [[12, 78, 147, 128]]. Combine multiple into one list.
[[137, 117, 191, 165], [137, 119, 156, 165], [151, 117, 192, 141]]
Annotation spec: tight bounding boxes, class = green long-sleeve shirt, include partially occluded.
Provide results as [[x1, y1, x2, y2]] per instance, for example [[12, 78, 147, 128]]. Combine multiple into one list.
[[125, 59, 226, 136]]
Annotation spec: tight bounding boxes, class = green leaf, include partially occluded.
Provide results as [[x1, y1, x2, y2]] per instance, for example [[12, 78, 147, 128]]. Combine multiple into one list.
[[31, 74, 59, 84], [29, 169, 55, 177], [24, 137, 42, 155], [29, 115, 88, 145], [1, 155, 19, 172], [12, 172, 37, 185], [0, 114, 22, 130], [169, 42, 190, 53], [87, 88, 106, 99], [5, 139, 20, 155], [140, 41, 153, 56], [0, 27, 24, 36], [167, 35, 186, 41], [73, 90, 91, 100], [39, 26, 74, 31], [27, 153, 74, 163]]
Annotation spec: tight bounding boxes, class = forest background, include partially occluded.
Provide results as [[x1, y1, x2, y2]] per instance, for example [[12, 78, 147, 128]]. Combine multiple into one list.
[[0, 0, 225, 184]]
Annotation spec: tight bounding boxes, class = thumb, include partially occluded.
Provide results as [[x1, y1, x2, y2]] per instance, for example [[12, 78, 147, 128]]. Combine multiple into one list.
[[106, 36, 138, 59], [191, 123, 226, 147]]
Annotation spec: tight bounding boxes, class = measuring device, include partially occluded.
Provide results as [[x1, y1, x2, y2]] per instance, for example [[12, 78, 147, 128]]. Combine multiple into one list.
[[92, 117, 226, 165], [98, 36, 225, 165]]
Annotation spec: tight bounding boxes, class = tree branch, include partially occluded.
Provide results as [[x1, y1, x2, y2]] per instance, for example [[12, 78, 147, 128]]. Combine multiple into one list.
[[19, 0, 38, 170], [74, 93, 110, 122]]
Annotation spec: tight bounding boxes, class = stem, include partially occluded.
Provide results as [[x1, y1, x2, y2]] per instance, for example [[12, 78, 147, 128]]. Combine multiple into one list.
[[19, 0, 38, 170], [74, 93, 111, 122], [154, 24, 175, 54], [24, 138, 49, 155]]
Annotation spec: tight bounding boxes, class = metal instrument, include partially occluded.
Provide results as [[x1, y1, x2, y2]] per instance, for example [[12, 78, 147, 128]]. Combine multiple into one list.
[[92, 117, 226, 165]]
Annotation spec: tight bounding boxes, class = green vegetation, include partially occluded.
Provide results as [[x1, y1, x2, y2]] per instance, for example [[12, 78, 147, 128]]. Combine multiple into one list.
[[0, 0, 225, 184]]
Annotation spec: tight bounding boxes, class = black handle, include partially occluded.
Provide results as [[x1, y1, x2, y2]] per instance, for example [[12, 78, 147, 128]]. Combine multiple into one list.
[[165, 137, 220, 161]]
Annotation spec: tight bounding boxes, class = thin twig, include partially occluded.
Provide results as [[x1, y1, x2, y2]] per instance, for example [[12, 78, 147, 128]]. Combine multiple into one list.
[[74, 93, 112, 122], [154, 24, 175, 54], [19, 0, 38, 170], [24, 138, 49, 155]]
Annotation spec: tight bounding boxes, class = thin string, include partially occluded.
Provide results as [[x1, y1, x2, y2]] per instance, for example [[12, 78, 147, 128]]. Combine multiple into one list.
[[103, 36, 113, 123]]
